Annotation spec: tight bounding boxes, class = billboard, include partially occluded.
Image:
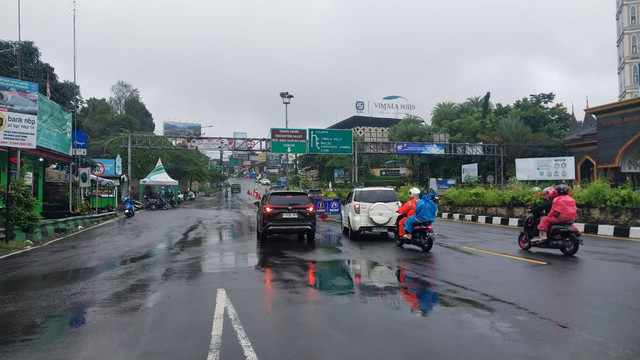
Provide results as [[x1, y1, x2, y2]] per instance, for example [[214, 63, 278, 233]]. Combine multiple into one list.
[[163, 121, 201, 137], [354, 96, 417, 118], [0, 76, 39, 149], [515, 157, 576, 181], [461, 163, 478, 182], [395, 143, 444, 154], [92, 158, 116, 177], [73, 130, 87, 148]]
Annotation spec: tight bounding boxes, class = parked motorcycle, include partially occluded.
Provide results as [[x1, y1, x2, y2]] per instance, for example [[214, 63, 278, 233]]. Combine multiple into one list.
[[187, 190, 195, 201], [122, 197, 135, 217], [518, 212, 582, 256], [394, 214, 434, 252]]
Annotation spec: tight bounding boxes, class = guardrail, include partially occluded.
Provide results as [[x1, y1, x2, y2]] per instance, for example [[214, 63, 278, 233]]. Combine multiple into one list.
[[1, 212, 117, 242]]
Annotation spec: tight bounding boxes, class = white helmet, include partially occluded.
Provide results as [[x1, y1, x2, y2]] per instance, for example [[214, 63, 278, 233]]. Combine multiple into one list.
[[409, 187, 421, 198]]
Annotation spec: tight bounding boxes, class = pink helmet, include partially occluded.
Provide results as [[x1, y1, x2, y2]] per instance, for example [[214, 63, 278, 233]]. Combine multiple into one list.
[[543, 187, 558, 199]]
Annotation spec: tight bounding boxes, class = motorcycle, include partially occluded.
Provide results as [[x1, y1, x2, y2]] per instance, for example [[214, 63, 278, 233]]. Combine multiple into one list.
[[122, 197, 135, 217], [187, 191, 196, 201], [394, 214, 435, 252], [518, 211, 583, 256]]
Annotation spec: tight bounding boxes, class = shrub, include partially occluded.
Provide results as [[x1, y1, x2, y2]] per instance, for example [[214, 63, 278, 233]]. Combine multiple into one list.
[[0, 179, 42, 233]]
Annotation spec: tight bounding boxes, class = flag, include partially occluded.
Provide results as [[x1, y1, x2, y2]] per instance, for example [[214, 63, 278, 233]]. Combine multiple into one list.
[[79, 167, 91, 188], [46, 73, 51, 98]]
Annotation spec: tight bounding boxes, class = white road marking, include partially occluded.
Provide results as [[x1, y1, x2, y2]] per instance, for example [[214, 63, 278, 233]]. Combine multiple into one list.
[[208, 288, 258, 360]]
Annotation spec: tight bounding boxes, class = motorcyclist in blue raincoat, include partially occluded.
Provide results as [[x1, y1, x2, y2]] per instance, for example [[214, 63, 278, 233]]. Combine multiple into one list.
[[402, 194, 437, 240]]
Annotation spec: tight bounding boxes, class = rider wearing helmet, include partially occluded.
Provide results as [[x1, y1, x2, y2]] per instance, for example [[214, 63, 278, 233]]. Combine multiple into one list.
[[397, 187, 421, 238], [533, 184, 577, 243], [530, 187, 557, 216], [403, 193, 438, 240]]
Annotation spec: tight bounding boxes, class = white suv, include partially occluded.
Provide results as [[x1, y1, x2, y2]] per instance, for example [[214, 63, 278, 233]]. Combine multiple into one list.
[[341, 187, 401, 239]]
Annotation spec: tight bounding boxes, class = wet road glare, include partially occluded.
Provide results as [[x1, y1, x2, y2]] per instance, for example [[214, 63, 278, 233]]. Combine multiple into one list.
[[0, 179, 639, 360]]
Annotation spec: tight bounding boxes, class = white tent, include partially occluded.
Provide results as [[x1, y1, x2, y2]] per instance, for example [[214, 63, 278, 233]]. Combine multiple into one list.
[[138, 158, 179, 202], [139, 158, 178, 186]]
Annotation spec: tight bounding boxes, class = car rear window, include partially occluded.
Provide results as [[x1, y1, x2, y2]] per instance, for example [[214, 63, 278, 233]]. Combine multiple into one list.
[[269, 194, 311, 206], [355, 190, 398, 203]]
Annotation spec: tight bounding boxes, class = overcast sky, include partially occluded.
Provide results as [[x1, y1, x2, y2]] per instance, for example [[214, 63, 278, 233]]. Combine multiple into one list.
[[1, 0, 617, 139]]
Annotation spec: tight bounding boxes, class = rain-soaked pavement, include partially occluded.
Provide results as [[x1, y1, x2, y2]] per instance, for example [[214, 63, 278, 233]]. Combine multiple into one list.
[[0, 178, 639, 360]]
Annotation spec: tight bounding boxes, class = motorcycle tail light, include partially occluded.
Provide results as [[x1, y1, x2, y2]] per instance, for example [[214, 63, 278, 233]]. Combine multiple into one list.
[[264, 206, 273, 213], [572, 226, 579, 232], [427, 225, 433, 231], [354, 203, 360, 214]]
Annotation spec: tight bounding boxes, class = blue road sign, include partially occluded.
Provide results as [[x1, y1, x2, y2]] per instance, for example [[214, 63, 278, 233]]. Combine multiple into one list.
[[314, 198, 341, 215]]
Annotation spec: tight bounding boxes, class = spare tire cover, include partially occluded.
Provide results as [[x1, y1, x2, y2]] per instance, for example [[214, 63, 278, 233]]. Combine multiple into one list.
[[368, 202, 393, 225]]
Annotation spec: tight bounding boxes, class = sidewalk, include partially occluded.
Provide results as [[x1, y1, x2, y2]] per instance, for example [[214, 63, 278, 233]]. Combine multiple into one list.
[[0, 212, 117, 259], [438, 212, 640, 239]]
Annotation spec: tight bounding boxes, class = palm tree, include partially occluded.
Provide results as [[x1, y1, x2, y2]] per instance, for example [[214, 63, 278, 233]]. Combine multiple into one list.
[[388, 116, 428, 142], [478, 115, 548, 158], [430, 101, 458, 127]]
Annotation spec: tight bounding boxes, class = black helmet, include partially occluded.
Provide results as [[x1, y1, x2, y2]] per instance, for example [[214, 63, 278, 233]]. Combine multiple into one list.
[[555, 184, 570, 196]]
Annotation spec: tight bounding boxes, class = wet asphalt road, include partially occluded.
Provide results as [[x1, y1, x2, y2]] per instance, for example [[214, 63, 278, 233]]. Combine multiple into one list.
[[0, 179, 639, 360]]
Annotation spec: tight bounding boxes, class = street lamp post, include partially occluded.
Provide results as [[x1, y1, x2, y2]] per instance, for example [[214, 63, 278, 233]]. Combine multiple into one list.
[[279, 92, 294, 129], [279, 92, 294, 181]]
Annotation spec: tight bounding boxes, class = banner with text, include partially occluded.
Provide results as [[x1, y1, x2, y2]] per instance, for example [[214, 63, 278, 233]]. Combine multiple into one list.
[[395, 143, 444, 155], [515, 157, 576, 181], [0, 76, 39, 149]]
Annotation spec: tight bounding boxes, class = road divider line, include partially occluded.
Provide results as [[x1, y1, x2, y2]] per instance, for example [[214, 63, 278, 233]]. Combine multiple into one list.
[[208, 288, 258, 360], [463, 247, 548, 265]]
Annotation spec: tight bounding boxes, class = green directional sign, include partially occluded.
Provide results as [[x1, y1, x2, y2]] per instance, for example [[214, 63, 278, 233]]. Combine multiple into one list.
[[308, 129, 353, 154], [270, 128, 307, 154]]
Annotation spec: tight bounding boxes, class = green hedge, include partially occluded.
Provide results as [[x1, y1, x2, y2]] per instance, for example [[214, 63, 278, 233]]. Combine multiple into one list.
[[439, 180, 640, 210]]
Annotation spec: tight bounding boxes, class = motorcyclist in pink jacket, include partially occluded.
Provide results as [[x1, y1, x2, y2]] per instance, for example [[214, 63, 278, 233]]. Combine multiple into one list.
[[533, 184, 577, 243]]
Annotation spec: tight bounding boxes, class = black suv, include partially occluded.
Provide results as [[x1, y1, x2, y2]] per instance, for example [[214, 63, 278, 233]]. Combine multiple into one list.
[[255, 190, 316, 241], [230, 184, 241, 194]]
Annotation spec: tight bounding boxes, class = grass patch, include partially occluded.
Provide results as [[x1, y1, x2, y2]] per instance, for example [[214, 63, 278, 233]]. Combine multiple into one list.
[[0, 240, 33, 250]]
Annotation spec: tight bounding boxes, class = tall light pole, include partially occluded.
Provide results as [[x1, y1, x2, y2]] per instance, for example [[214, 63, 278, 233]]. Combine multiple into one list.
[[279, 92, 294, 128], [279, 92, 294, 181]]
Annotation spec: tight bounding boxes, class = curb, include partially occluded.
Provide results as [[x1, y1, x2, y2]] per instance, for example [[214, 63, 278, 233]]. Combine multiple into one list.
[[438, 212, 640, 240], [1, 212, 117, 244]]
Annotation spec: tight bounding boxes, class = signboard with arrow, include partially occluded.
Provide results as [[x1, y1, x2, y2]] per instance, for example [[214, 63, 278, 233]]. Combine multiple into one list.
[[270, 128, 307, 154]]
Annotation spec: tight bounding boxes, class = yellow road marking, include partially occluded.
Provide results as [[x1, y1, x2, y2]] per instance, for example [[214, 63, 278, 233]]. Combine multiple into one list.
[[463, 246, 548, 265]]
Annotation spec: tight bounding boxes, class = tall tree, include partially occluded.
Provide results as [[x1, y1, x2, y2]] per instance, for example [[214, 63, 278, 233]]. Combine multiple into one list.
[[389, 116, 428, 142], [109, 80, 140, 114], [0, 40, 83, 112], [430, 101, 458, 127], [125, 97, 155, 133]]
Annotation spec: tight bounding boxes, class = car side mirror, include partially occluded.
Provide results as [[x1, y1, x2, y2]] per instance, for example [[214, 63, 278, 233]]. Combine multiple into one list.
[[254, 201, 260, 207]]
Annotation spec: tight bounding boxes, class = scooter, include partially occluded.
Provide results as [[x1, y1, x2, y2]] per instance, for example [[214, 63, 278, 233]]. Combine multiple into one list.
[[123, 197, 135, 217], [394, 214, 434, 252], [518, 211, 583, 256]]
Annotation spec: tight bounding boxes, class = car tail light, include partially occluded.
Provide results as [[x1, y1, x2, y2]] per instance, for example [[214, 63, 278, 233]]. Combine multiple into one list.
[[354, 203, 360, 214], [264, 206, 273, 213], [307, 206, 314, 212]]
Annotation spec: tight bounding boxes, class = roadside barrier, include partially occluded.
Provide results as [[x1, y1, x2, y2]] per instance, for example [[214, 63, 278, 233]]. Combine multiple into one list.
[[1, 212, 117, 242], [438, 212, 640, 239]]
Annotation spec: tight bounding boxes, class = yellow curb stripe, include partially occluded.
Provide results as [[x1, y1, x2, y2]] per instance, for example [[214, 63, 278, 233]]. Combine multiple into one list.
[[463, 246, 548, 265]]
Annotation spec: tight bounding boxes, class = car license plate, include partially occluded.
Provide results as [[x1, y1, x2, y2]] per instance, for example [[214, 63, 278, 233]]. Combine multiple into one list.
[[373, 227, 387, 232], [282, 213, 297, 218]]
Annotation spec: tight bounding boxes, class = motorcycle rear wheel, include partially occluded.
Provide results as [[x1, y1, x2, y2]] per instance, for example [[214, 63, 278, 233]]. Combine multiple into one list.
[[518, 232, 532, 250], [420, 234, 433, 252], [560, 236, 579, 256]]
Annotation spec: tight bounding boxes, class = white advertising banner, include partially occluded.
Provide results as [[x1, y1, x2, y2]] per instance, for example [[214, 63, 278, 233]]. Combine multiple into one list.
[[461, 163, 478, 182], [0, 76, 39, 149], [516, 157, 576, 181]]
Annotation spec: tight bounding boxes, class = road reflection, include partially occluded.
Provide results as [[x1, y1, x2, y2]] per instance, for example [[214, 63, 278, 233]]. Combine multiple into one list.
[[255, 239, 439, 317]]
